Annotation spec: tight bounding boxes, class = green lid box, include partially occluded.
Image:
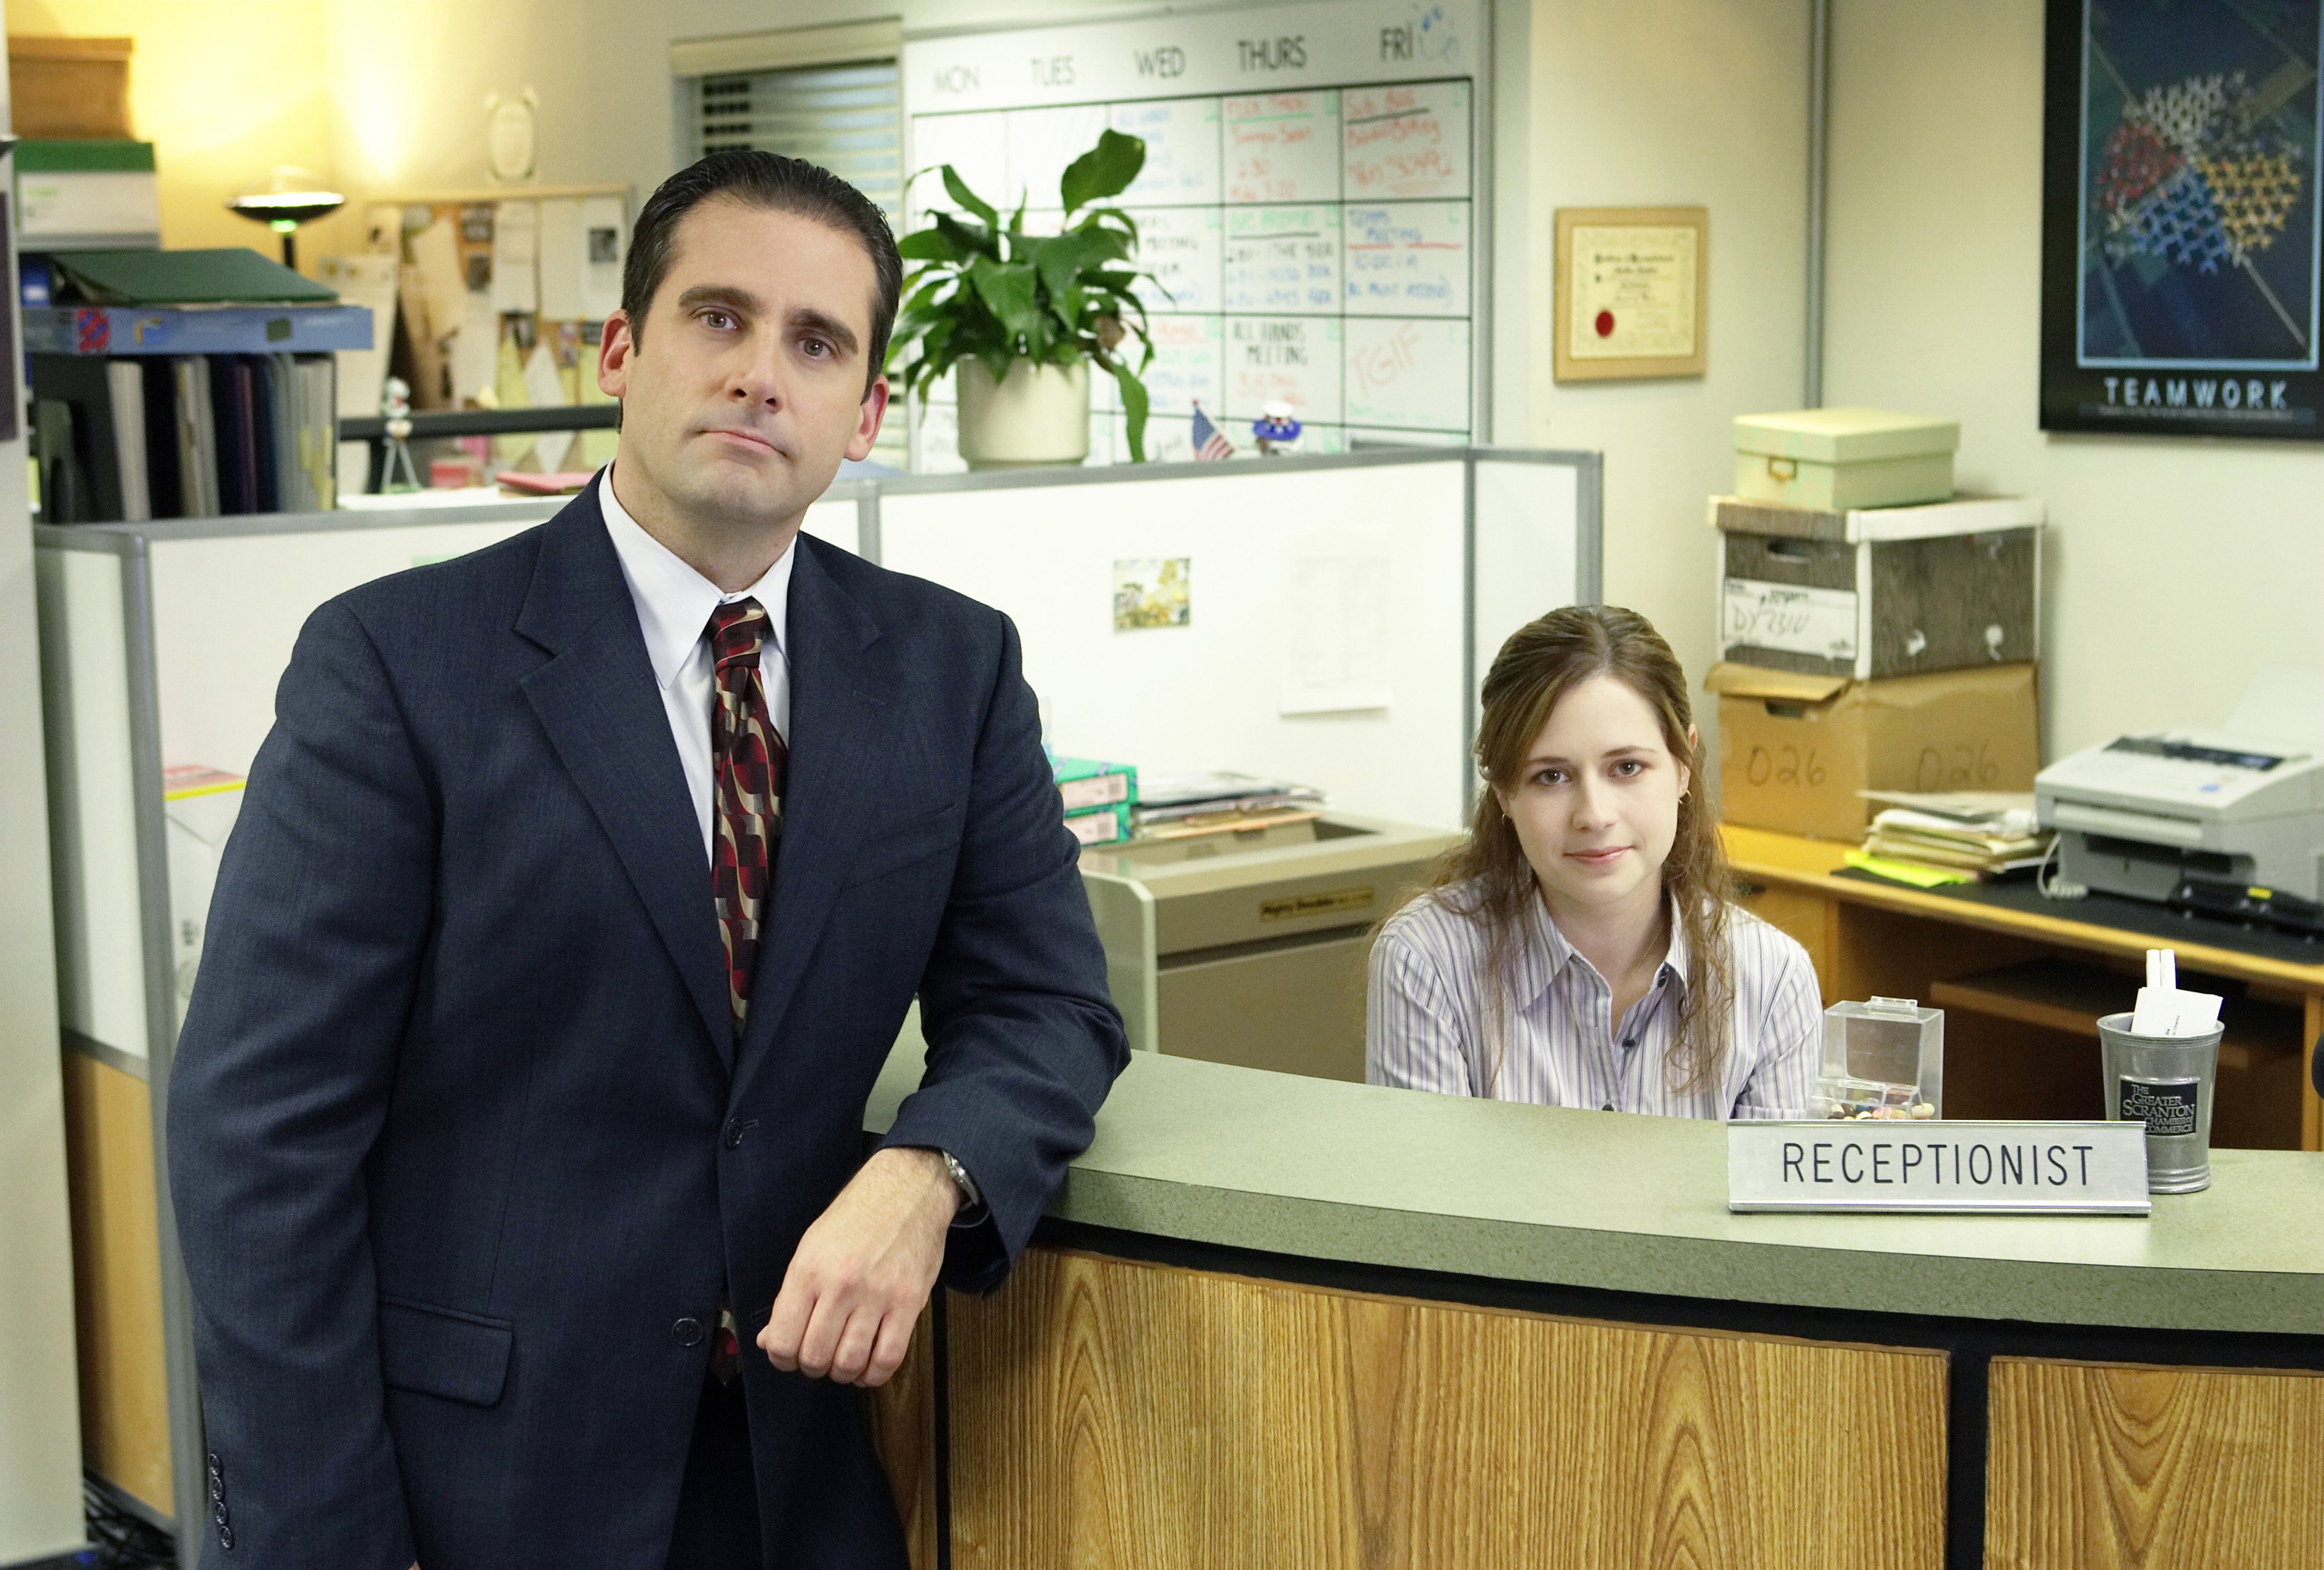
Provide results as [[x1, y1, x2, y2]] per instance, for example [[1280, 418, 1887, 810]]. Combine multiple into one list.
[[1733, 407, 1958, 510]]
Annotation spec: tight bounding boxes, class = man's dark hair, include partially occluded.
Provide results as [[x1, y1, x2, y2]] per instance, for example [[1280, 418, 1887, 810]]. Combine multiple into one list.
[[621, 150, 902, 391]]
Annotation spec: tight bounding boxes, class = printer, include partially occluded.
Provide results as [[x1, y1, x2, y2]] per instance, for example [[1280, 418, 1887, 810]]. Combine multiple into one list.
[[2036, 669, 2324, 905]]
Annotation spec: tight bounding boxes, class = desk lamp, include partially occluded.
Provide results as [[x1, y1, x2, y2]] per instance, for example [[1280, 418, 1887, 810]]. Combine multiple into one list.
[[228, 171, 346, 270]]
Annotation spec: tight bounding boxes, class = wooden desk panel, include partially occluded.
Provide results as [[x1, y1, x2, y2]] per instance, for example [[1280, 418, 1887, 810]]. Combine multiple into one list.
[[945, 1248, 1947, 1570], [1725, 825, 2324, 1149], [1986, 1356, 2324, 1568], [60, 1050, 173, 1516], [866, 1310, 939, 1570]]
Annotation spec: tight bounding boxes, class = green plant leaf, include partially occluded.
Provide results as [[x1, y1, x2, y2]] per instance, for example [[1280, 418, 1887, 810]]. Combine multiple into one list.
[[932, 211, 997, 262], [967, 256, 1043, 346], [940, 165, 999, 228], [1061, 129, 1147, 214], [896, 227, 968, 263], [1098, 352, 1151, 462]]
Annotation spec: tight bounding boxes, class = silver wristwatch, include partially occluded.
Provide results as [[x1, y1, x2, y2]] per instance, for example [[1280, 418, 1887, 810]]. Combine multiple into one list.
[[940, 1150, 985, 1223]]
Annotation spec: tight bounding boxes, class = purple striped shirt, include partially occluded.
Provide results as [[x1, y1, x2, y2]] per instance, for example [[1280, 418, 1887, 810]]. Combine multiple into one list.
[[1366, 883, 1821, 1119]]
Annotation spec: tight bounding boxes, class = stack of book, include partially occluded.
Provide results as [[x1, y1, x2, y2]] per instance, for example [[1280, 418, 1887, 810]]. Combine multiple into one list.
[[1846, 791, 2052, 886], [27, 248, 372, 524]]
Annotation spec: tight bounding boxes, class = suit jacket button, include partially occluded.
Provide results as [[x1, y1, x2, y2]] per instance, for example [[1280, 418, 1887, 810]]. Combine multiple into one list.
[[219, 1525, 233, 1550], [723, 1118, 744, 1149], [210, 1476, 225, 1500], [213, 1502, 229, 1526], [672, 1317, 706, 1348]]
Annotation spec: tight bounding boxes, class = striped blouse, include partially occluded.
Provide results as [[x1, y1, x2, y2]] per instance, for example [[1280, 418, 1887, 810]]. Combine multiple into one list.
[[1366, 883, 1822, 1119]]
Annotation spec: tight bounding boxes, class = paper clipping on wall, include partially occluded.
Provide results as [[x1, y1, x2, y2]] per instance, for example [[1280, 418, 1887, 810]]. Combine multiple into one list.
[[1280, 529, 1391, 715], [1112, 557, 1191, 630]]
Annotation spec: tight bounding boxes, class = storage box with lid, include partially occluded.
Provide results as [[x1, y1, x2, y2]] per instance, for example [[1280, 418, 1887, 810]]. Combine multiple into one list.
[[1706, 661, 2039, 841], [1733, 407, 1958, 510], [1713, 493, 2042, 679]]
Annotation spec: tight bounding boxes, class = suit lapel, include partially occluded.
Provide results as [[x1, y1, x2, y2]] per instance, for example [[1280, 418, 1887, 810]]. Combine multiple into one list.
[[515, 488, 731, 1063], [738, 536, 890, 1061]]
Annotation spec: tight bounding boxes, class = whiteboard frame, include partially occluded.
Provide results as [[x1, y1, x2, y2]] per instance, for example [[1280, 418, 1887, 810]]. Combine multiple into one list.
[[32, 439, 1597, 1562], [896, 0, 1492, 462]]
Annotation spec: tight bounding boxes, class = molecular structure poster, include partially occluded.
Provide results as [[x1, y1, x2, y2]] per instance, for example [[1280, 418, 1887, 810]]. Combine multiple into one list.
[[2041, 0, 2324, 438], [899, 0, 1482, 468]]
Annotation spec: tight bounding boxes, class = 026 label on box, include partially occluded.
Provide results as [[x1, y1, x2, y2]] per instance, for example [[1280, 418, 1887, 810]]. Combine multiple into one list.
[[1728, 1121, 2152, 1214], [1721, 579, 1858, 661]]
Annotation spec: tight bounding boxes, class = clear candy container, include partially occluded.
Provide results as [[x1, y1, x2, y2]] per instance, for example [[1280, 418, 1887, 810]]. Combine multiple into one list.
[[1816, 996, 1943, 1120]]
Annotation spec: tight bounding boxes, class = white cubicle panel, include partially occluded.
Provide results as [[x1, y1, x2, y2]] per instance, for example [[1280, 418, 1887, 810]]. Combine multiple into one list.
[[880, 458, 1476, 829], [36, 548, 150, 1057], [149, 496, 860, 778], [1473, 453, 1590, 687], [150, 516, 552, 779]]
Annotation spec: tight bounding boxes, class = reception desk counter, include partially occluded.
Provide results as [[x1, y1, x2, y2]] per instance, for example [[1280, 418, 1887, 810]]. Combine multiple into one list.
[[864, 1034, 2324, 1569]]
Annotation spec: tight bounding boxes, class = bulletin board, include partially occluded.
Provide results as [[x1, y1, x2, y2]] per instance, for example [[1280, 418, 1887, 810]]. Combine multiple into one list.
[[899, 0, 1487, 469]]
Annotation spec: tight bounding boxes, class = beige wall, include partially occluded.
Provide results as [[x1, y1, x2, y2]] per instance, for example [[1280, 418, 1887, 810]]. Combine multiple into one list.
[[1825, 0, 2324, 759], [1525, 0, 1810, 691], [14, 0, 335, 255]]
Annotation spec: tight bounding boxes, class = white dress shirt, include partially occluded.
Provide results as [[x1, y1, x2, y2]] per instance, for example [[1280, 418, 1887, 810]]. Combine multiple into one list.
[[600, 467, 793, 859], [1366, 883, 1820, 1119]]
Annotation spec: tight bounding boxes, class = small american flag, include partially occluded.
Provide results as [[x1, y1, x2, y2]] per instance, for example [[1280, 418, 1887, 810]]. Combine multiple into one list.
[[1190, 403, 1236, 462]]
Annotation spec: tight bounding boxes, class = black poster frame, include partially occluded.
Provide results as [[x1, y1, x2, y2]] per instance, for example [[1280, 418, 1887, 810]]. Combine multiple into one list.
[[2040, 0, 2324, 439]]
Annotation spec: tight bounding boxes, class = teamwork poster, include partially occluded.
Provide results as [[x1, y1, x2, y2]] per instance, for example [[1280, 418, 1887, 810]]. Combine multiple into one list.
[[2041, 0, 2324, 437]]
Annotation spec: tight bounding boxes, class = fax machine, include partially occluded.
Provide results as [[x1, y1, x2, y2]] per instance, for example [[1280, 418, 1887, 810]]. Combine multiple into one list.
[[2037, 730, 2324, 905]]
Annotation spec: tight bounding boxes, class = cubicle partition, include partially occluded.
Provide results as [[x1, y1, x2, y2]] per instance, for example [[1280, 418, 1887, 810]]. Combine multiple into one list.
[[31, 445, 1600, 1561]]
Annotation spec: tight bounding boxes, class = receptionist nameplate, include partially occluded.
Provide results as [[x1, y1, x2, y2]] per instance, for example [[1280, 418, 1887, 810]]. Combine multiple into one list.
[[1728, 1121, 2152, 1214]]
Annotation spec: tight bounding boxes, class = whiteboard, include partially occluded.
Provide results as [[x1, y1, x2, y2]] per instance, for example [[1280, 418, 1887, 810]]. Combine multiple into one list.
[[902, 0, 1483, 469], [878, 460, 1473, 828]]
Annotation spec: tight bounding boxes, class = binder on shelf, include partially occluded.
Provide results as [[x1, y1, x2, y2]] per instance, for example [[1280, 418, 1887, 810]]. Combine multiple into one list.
[[28, 354, 129, 522], [47, 246, 337, 304]]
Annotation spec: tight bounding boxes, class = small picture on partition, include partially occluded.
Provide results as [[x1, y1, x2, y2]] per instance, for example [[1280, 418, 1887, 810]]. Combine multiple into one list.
[[1112, 558, 1191, 630]]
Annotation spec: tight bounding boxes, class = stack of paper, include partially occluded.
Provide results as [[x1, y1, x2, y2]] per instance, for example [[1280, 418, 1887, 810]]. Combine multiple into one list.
[[1854, 790, 2052, 881], [1133, 772, 1325, 836]]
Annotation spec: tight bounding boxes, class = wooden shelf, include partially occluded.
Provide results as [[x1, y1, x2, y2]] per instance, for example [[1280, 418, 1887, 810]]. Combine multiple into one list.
[[1930, 957, 2299, 1069]]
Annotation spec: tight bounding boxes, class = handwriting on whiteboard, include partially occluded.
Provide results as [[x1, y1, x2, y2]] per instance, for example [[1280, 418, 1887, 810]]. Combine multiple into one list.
[[1343, 202, 1469, 315], [1342, 82, 1470, 199], [1345, 317, 1467, 431], [1224, 205, 1342, 312], [1223, 92, 1342, 204]]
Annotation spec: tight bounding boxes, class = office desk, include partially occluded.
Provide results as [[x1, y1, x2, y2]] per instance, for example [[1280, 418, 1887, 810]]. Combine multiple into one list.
[[1724, 824, 2324, 1153], [864, 1036, 2324, 1570]]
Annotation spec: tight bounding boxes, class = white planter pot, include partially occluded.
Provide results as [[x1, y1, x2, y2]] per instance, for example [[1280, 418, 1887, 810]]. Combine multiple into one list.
[[955, 358, 1090, 470]]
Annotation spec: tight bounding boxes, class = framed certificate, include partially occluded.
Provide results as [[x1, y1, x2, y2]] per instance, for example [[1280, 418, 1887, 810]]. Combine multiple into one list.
[[1553, 206, 1708, 382]]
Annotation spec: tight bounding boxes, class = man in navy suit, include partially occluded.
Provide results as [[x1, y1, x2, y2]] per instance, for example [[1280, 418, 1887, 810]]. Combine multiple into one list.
[[167, 152, 1127, 1569]]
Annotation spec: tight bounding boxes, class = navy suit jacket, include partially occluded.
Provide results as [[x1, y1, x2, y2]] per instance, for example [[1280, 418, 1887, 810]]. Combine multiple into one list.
[[166, 483, 1127, 1569]]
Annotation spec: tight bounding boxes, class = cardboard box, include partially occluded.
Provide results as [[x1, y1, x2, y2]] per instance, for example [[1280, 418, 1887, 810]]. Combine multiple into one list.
[[1707, 661, 2038, 841], [8, 39, 134, 141], [1712, 493, 2043, 679], [1733, 407, 1958, 510]]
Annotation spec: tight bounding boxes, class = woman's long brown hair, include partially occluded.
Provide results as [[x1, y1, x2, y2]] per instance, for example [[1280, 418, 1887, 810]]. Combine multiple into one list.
[[1392, 605, 1736, 1097]]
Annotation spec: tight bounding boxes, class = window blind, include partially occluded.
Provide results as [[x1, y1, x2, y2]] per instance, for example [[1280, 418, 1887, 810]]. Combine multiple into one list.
[[686, 61, 903, 226]]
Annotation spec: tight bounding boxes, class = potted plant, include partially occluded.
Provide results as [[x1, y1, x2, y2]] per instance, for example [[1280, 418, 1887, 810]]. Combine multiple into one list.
[[888, 129, 1162, 468]]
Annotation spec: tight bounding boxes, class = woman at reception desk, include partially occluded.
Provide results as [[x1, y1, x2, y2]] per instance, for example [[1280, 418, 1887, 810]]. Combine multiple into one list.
[[860, 612, 2324, 1566], [1367, 606, 1822, 1117]]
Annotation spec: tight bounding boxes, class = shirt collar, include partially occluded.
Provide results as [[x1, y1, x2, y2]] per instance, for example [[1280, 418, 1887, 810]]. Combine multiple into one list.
[[1525, 890, 1691, 1002], [599, 464, 794, 691]]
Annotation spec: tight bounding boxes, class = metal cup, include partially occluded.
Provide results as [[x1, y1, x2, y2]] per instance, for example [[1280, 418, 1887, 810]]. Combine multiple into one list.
[[2097, 1012, 2222, 1194]]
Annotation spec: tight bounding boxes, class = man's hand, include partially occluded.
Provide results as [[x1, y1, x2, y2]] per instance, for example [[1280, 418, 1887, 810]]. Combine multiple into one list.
[[758, 1146, 957, 1387]]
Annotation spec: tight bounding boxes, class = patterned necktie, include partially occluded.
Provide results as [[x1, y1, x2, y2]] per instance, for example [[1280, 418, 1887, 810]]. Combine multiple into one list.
[[708, 598, 786, 1032]]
